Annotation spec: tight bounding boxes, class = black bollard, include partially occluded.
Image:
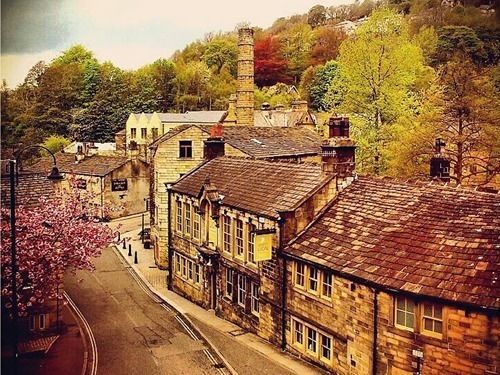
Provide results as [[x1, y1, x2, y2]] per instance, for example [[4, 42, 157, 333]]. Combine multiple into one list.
[[122, 238, 126, 249], [117, 232, 121, 241], [128, 244, 132, 256], [134, 251, 138, 264]]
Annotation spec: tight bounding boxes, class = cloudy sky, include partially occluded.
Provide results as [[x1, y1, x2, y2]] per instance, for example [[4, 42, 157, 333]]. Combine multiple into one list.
[[1, 0, 352, 88]]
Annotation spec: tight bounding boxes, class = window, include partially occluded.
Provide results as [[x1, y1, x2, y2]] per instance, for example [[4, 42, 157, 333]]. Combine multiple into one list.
[[422, 303, 443, 336], [308, 267, 318, 293], [226, 269, 234, 298], [321, 335, 331, 361], [306, 327, 317, 354], [295, 262, 305, 287], [251, 282, 259, 316], [395, 296, 415, 331], [152, 128, 158, 139], [179, 140, 193, 158], [39, 314, 46, 330], [193, 210, 201, 240], [181, 257, 187, 278], [247, 223, 256, 264], [322, 272, 333, 299], [235, 219, 244, 258], [223, 216, 232, 254], [175, 254, 181, 273], [184, 203, 191, 235], [188, 261, 193, 280], [29, 315, 36, 331], [293, 320, 304, 346], [176, 201, 183, 232], [141, 128, 147, 139], [130, 128, 137, 139], [237, 274, 247, 307], [195, 264, 201, 284]]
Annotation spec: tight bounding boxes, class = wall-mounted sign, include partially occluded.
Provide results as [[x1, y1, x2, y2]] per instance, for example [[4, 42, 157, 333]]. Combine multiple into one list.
[[76, 179, 87, 189], [112, 178, 128, 191], [254, 232, 273, 262]]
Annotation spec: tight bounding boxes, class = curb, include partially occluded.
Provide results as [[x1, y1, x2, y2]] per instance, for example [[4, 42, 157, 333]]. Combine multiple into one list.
[[112, 245, 238, 375], [63, 296, 89, 375]]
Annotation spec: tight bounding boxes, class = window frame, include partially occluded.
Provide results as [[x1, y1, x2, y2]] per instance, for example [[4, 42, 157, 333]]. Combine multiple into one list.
[[184, 202, 191, 236], [141, 127, 147, 139], [130, 128, 137, 139], [193, 209, 201, 240], [321, 271, 333, 300], [306, 326, 318, 355], [235, 219, 244, 259], [176, 200, 183, 233], [307, 266, 319, 294], [225, 269, 234, 298], [223, 215, 232, 254], [394, 296, 416, 332], [421, 303, 444, 338], [295, 262, 305, 288], [38, 314, 46, 330], [320, 334, 332, 363], [250, 282, 259, 316], [292, 319, 304, 348], [179, 140, 193, 158], [247, 223, 256, 264], [237, 274, 247, 308]]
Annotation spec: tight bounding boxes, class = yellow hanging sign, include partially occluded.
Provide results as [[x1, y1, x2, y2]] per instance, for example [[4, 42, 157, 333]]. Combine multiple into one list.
[[254, 233, 273, 262]]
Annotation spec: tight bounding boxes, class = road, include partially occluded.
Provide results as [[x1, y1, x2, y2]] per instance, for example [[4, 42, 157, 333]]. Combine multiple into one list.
[[65, 247, 225, 375]]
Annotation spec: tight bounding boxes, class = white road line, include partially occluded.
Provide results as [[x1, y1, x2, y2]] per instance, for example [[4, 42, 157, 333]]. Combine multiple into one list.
[[127, 269, 162, 303], [65, 291, 98, 375], [160, 303, 172, 312], [175, 315, 199, 341]]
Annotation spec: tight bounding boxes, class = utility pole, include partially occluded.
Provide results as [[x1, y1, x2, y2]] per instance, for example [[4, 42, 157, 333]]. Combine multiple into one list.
[[9, 160, 18, 366]]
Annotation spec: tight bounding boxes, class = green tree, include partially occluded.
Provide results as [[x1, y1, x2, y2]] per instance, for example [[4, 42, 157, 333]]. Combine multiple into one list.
[[280, 24, 315, 83], [307, 5, 327, 28], [41, 135, 71, 154], [330, 8, 425, 174], [309, 60, 340, 111], [202, 37, 238, 76]]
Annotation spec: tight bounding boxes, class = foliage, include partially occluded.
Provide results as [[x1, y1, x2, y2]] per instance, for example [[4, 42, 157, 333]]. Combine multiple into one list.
[[1, 181, 115, 317], [280, 23, 315, 83], [307, 5, 327, 28], [310, 27, 348, 65], [41, 135, 71, 154], [330, 7, 425, 174], [254, 36, 289, 87], [254, 83, 298, 109], [308, 60, 340, 111]]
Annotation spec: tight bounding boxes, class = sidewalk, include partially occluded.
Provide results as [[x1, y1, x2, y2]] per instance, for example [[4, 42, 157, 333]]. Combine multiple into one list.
[[114, 225, 325, 375]]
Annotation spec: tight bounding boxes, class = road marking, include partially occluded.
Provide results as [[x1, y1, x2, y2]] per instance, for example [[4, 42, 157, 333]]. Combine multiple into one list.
[[126, 311, 139, 327], [126, 268, 162, 303], [65, 291, 98, 375], [204, 349, 227, 375], [110, 294, 120, 304], [175, 315, 199, 341]]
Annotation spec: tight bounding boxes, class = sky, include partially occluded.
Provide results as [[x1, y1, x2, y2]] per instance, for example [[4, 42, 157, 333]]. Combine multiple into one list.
[[1, 0, 352, 88]]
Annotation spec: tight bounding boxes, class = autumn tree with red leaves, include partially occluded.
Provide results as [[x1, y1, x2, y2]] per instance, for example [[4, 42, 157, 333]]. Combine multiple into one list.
[[1, 182, 116, 317], [254, 36, 290, 87]]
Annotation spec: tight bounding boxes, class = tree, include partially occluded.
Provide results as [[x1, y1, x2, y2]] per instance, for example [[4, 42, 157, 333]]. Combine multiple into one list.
[[309, 60, 340, 111], [202, 37, 238, 76], [280, 24, 315, 84], [41, 135, 71, 154], [310, 27, 347, 65], [254, 36, 289, 87], [307, 5, 327, 28], [330, 8, 425, 174], [1, 181, 115, 317], [434, 26, 484, 65]]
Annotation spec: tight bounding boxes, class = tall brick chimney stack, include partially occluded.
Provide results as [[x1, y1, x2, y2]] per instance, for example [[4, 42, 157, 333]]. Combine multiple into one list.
[[236, 27, 254, 126]]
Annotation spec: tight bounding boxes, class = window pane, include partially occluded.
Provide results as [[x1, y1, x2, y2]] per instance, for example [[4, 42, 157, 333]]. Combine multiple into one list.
[[397, 297, 405, 310], [407, 313, 414, 329], [434, 320, 443, 333], [424, 318, 433, 331], [424, 303, 432, 317], [321, 336, 331, 360], [434, 305, 442, 319], [396, 310, 405, 326], [407, 299, 415, 313]]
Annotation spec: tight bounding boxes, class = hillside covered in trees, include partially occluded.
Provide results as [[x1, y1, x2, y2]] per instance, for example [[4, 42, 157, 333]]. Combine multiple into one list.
[[1, 0, 499, 184]]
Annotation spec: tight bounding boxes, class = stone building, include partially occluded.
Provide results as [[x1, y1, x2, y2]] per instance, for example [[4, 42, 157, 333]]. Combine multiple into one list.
[[168, 155, 338, 342], [148, 124, 322, 268], [283, 177, 500, 374], [28, 152, 149, 219]]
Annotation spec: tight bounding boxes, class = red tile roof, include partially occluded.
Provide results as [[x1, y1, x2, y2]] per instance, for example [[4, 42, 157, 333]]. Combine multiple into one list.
[[285, 177, 500, 309], [171, 157, 328, 219], [1, 173, 57, 209]]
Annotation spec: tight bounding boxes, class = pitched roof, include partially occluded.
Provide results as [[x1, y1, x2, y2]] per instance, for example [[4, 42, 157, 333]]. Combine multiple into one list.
[[150, 124, 322, 159], [1, 173, 57, 209], [151, 111, 226, 123], [27, 153, 130, 177], [171, 157, 326, 219], [254, 110, 316, 127], [285, 177, 500, 309]]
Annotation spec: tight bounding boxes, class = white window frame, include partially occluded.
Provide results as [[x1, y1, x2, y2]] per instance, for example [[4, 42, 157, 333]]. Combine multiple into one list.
[[292, 319, 304, 348], [295, 262, 305, 288], [291, 317, 333, 364], [421, 303, 443, 338], [251, 282, 259, 316], [223, 215, 232, 254], [193, 209, 201, 240], [394, 296, 415, 332], [235, 219, 244, 259], [184, 202, 191, 236], [176, 200, 183, 232], [247, 223, 256, 264], [321, 271, 333, 300], [307, 266, 319, 294], [39, 314, 46, 330], [226, 269, 234, 298], [306, 326, 318, 355], [237, 274, 247, 308], [320, 334, 332, 363]]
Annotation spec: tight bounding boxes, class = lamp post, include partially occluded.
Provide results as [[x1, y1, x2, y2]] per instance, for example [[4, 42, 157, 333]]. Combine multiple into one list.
[[9, 146, 63, 366]]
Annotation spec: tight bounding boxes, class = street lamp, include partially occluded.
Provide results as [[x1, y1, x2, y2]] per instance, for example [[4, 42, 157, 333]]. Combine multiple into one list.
[[8, 145, 63, 365]]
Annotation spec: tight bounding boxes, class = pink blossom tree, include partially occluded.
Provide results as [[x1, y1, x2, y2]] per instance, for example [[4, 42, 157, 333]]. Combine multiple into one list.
[[1, 180, 117, 317]]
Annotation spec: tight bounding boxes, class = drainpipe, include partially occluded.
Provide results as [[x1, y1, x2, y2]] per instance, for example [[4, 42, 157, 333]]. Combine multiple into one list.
[[278, 215, 287, 350], [372, 289, 379, 375], [100, 176, 104, 219], [166, 184, 173, 290]]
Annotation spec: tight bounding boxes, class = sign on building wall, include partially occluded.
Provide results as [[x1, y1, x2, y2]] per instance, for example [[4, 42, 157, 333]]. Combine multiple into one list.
[[76, 179, 87, 189], [112, 178, 128, 191], [254, 232, 274, 262]]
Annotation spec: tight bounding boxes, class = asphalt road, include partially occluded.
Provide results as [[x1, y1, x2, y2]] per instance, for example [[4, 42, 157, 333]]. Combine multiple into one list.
[[65, 247, 224, 375]]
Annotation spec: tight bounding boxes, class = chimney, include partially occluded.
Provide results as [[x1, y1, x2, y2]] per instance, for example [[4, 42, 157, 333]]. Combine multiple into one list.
[[321, 116, 356, 179], [225, 94, 237, 124], [291, 100, 308, 112], [430, 138, 450, 182], [275, 103, 285, 111], [204, 123, 225, 160], [236, 27, 254, 126]]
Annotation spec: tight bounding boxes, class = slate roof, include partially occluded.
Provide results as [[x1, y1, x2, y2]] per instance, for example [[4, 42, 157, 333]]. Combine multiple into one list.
[[1, 173, 57, 209], [27, 153, 129, 177], [132, 111, 226, 124], [254, 110, 316, 127], [285, 177, 500, 309], [171, 157, 327, 219], [150, 124, 322, 159]]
